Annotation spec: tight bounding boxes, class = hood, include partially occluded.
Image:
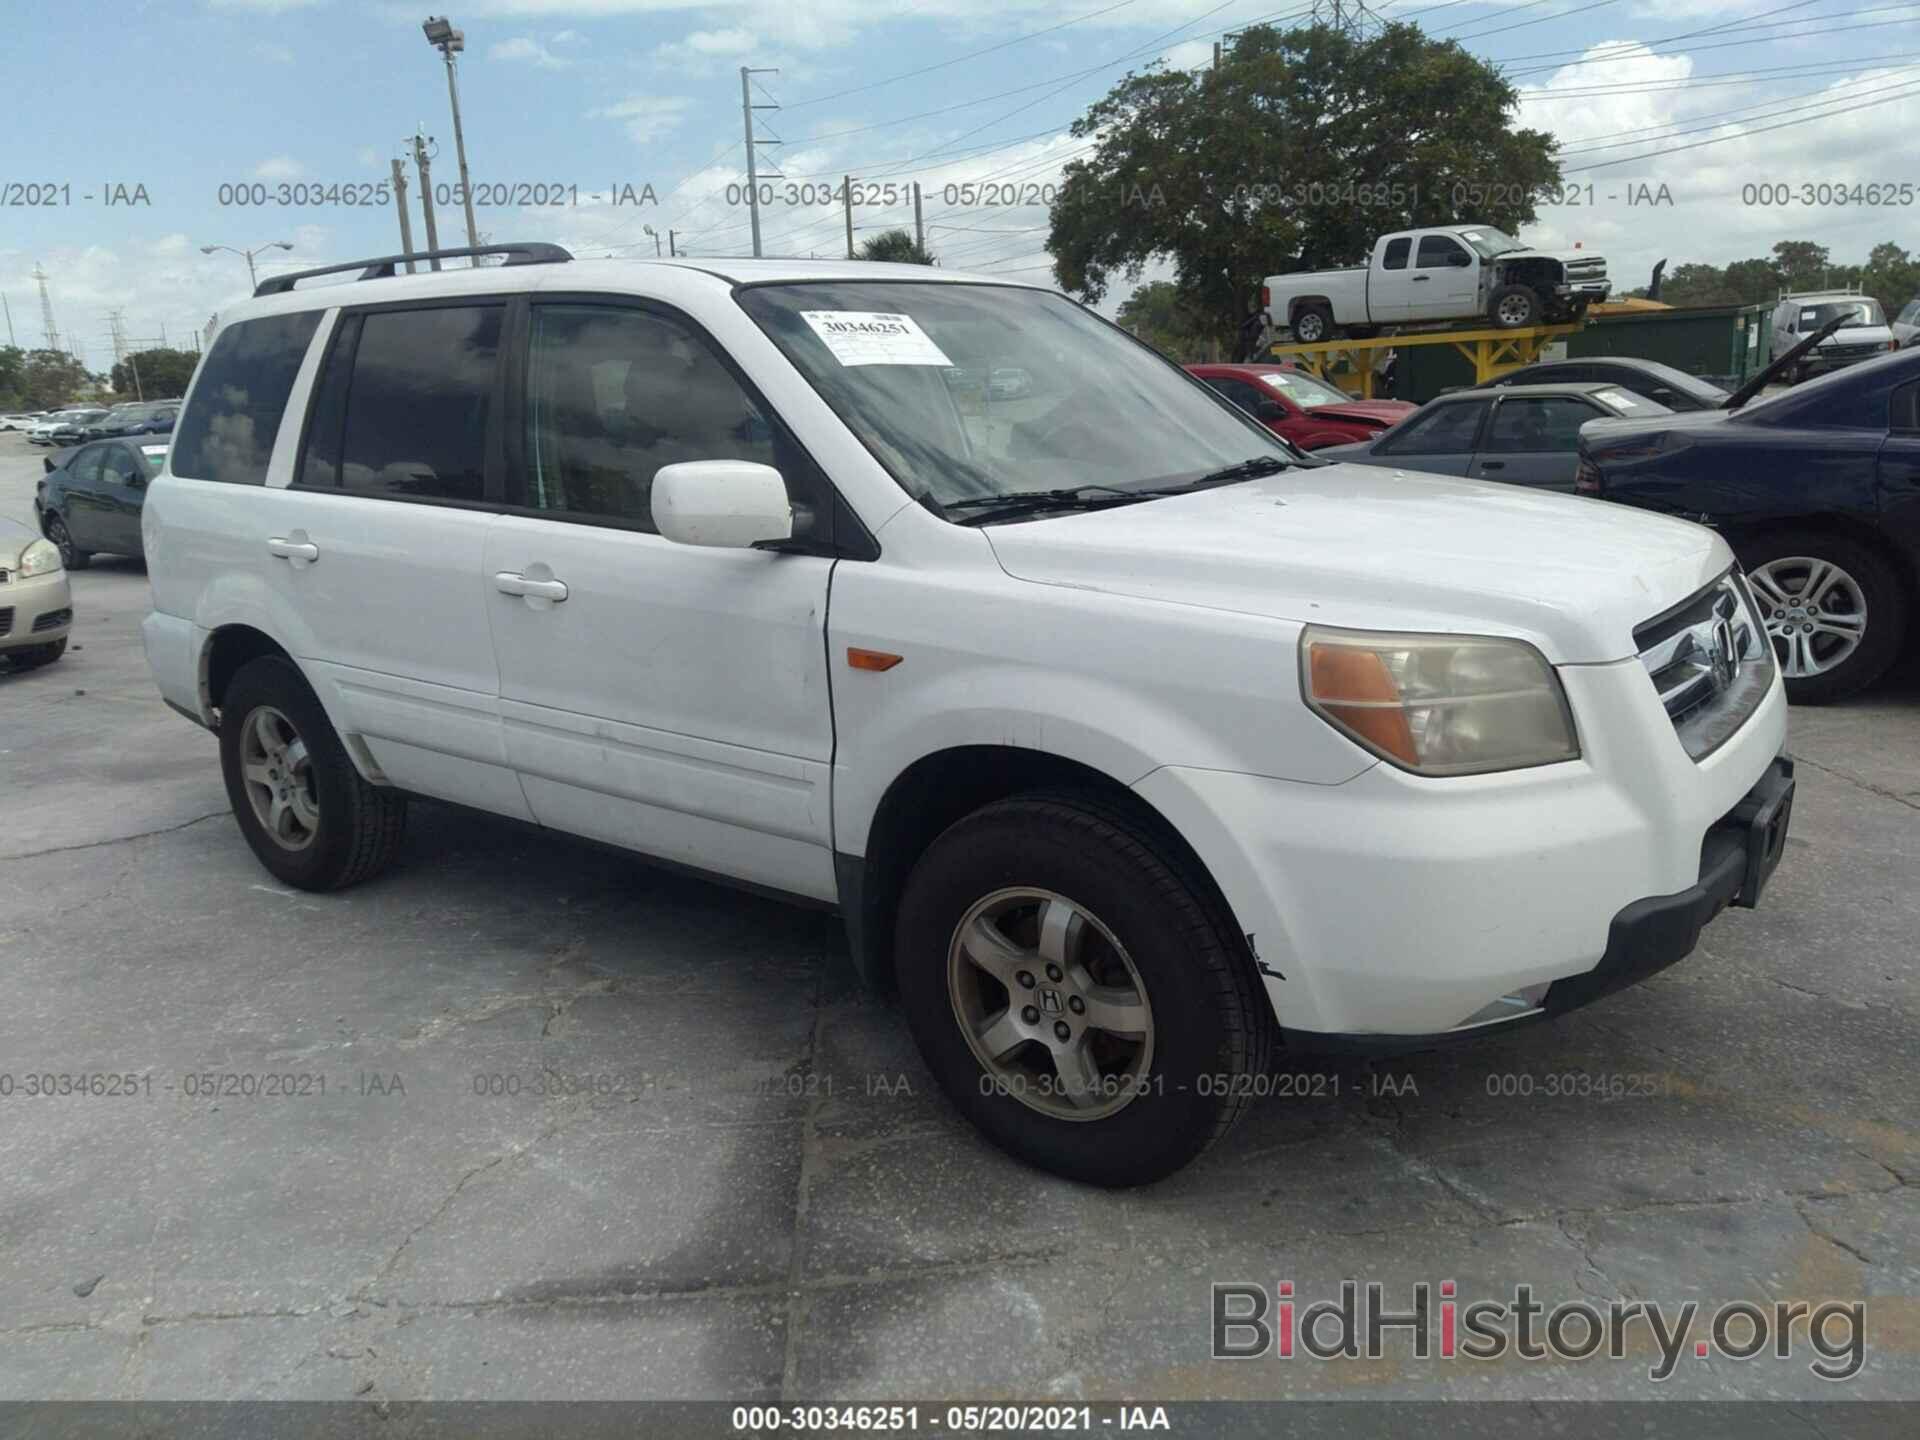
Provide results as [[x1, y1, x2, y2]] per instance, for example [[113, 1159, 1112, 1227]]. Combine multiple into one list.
[[0, 517, 42, 567], [1306, 400, 1414, 426], [983, 465, 1727, 664]]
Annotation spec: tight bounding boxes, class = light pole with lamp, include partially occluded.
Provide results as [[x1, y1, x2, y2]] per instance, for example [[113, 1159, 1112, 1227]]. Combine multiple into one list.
[[200, 241, 294, 289], [423, 16, 482, 263]]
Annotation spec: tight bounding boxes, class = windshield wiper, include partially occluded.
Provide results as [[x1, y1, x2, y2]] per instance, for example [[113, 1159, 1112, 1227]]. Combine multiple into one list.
[[1178, 455, 1291, 488], [942, 484, 1160, 523]]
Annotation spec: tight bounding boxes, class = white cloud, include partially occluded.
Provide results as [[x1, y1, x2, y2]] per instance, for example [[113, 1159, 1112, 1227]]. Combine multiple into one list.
[[253, 155, 304, 180], [490, 36, 573, 68], [589, 95, 695, 144]]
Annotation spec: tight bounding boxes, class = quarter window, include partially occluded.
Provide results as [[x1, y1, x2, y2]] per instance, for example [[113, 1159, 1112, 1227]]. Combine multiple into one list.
[[1381, 237, 1411, 271], [522, 304, 782, 530], [170, 310, 322, 485]]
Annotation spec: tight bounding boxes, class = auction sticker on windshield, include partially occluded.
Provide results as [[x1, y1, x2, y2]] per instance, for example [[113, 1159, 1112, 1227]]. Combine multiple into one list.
[[800, 311, 954, 368]]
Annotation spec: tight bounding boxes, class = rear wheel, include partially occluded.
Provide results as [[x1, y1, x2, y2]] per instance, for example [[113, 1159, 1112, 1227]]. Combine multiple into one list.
[[1740, 536, 1907, 704], [218, 656, 407, 889], [1291, 306, 1334, 344], [895, 792, 1272, 1186], [46, 515, 90, 570]]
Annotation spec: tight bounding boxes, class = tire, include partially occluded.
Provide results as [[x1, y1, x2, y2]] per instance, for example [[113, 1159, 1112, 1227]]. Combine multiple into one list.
[[1738, 534, 1908, 704], [895, 791, 1273, 1187], [1291, 306, 1334, 344], [1489, 283, 1540, 329], [218, 656, 407, 890], [7, 637, 66, 669], [46, 515, 90, 570]]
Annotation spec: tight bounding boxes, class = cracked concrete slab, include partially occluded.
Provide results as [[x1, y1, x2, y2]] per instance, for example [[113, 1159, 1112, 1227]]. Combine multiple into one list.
[[2, 437, 1916, 1404]]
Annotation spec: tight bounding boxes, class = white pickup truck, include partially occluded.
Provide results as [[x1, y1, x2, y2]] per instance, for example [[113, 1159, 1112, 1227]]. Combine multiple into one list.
[[1266, 225, 1611, 342]]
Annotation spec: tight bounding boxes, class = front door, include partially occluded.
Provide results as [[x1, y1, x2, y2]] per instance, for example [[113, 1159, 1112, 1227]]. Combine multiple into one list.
[[1408, 233, 1479, 322], [95, 443, 148, 555], [1468, 394, 1605, 490], [485, 298, 839, 900]]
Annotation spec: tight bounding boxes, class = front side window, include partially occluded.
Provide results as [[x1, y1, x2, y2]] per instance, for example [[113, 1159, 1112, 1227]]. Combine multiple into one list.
[[1380, 399, 1489, 455], [100, 446, 140, 486], [170, 310, 322, 485], [71, 445, 107, 485], [737, 282, 1289, 510], [303, 304, 501, 501], [1483, 396, 1603, 452], [1203, 376, 1265, 414], [1416, 235, 1471, 268], [522, 304, 779, 529]]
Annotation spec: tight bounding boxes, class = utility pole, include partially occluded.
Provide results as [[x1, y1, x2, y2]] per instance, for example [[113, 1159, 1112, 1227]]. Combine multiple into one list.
[[740, 66, 782, 258], [913, 182, 925, 255], [1, 292, 13, 347], [413, 133, 443, 270], [391, 157, 418, 273], [844, 175, 855, 259], [128, 350, 144, 401], [668, 229, 676, 257], [33, 265, 59, 353]]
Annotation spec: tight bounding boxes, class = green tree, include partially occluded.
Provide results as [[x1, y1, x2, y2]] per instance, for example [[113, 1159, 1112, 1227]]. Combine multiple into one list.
[[857, 229, 937, 265], [1047, 21, 1559, 343], [111, 347, 199, 400], [17, 350, 93, 411], [1771, 240, 1831, 290], [1114, 280, 1212, 359], [0, 345, 26, 409]]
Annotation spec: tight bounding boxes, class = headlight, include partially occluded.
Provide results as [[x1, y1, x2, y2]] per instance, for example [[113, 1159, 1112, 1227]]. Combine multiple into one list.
[[17, 538, 63, 578], [1300, 626, 1579, 776]]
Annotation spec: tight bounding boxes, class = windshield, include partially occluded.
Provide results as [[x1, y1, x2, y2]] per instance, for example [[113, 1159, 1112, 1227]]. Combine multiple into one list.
[[737, 282, 1288, 511], [1800, 299, 1884, 329], [1256, 369, 1356, 408], [1457, 228, 1523, 260]]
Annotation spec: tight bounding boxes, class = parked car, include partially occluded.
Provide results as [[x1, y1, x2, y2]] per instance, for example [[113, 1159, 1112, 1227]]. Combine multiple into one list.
[[82, 400, 180, 441], [1489, 356, 1729, 412], [1186, 362, 1415, 448], [1578, 345, 1920, 703], [1317, 382, 1671, 489], [46, 409, 111, 446], [141, 243, 1792, 1185], [0, 515, 73, 669], [28, 409, 91, 445], [1768, 292, 1896, 380], [1265, 225, 1611, 343], [1, 412, 47, 431], [1891, 296, 1920, 351], [34, 438, 165, 568]]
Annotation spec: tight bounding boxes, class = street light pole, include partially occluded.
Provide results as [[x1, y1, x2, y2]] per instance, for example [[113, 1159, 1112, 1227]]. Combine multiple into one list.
[[200, 241, 294, 290], [424, 16, 481, 262]]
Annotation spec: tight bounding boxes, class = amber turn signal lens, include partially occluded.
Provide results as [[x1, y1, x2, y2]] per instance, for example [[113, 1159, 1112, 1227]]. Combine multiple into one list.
[[1307, 643, 1418, 766], [847, 647, 904, 672]]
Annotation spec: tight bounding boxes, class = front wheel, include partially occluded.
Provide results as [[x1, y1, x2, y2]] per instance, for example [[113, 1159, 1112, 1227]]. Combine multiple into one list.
[[218, 656, 407, 889], [45, 515, 90, 570], [895, 793, 1272, 1186], [1489, 283, 1540, 329], [1740, 537, 1908, 703]]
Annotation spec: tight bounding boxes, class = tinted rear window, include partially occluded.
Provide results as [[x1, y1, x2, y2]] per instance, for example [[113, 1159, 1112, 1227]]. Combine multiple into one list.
[[170, 311, 322, 485]]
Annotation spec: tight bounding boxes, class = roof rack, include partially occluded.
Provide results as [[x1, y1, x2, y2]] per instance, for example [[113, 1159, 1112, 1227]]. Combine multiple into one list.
[[253, 242, 573, 297], [1776, 281, 1865, 300]]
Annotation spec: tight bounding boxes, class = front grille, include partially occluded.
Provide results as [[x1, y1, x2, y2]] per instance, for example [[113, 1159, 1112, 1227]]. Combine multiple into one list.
[[32, 608, 71, 633], [1635, 572, 1774, 761], [0, 607, 11, 637], [0, 568, 9, 584]]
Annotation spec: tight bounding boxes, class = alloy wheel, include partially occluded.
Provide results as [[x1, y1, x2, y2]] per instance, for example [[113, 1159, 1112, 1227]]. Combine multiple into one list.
[[1749, 557, 1868, 677], [946, 887, 1155, 1122], [239, 705, 321, 851]]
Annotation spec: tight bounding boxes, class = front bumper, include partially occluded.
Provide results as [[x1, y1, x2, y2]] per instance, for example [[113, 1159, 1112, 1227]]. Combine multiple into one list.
[[1134, 654, 1789, 1041], [0, 568, 74, 652]]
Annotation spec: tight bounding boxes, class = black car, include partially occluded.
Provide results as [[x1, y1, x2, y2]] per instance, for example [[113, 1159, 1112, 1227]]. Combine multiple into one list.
[[33, 437, 166, 567], [47, 408, 112, 446], [1316, 381, 1670, 490], [80, 400, 180, 442], [1490, 356, 1730, 412], [1579, 346, 1920, 703]]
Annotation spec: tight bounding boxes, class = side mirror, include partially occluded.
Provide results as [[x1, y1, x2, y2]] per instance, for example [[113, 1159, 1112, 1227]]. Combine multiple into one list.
[[1451, 251, 1472, 267], [652, 460, 794, 549], [1255, 399, 1286, 420]]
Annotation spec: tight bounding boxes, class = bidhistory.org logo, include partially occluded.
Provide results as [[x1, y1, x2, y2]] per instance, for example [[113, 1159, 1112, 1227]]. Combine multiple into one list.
[[1212, 1280, 1865, 1382]]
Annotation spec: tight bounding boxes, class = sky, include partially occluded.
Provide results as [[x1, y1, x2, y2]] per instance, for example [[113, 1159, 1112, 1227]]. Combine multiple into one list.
[[5, 0, 1919, 367]]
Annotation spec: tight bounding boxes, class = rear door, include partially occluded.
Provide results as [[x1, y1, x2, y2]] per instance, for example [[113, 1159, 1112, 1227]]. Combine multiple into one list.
[[483, 295, 840, 900], [1469, 394, 1605, 490], [1367, 396, 1489, 475]]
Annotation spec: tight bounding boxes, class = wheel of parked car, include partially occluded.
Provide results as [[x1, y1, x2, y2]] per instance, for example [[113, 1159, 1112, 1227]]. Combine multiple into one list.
[[1489, 284, 1540, 329], [218, 656, 407, 890], [45, 515, 90, 570], [895, 791, 1273, 1187], [1291, 306, 1334, 344], [1739, 535, 1908, 705]]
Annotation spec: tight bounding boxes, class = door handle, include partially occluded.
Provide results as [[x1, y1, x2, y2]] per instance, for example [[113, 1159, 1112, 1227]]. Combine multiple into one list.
[[267, 537, 319, 561], [494, 571, 569, 602], [1478, 460, 1506, 471], [1411, 275, 1430, 282]]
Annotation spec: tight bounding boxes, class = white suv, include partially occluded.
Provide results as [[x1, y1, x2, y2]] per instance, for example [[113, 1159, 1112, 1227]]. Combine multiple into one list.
[[142, 243, 1795, 1184]]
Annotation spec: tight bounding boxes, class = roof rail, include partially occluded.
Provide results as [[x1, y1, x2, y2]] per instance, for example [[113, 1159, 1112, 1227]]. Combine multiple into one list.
[[253, 242, 573, 297]]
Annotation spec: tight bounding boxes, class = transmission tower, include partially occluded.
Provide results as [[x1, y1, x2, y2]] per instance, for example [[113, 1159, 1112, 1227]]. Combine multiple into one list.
[[32, 264, 59, 352], [1312, 0, 1377, 32], [108, 309, 129, 366]]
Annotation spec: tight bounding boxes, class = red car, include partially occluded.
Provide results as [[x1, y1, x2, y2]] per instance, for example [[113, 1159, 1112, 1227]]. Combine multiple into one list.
[[1186, 363, 1415, 449]]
